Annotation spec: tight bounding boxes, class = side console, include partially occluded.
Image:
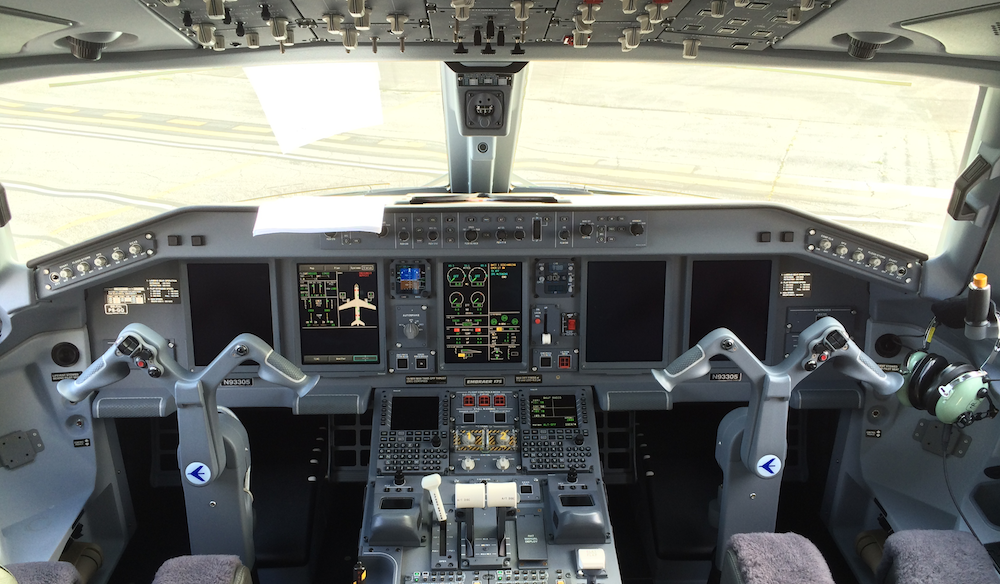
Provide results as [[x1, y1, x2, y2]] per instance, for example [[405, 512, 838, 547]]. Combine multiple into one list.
[[360, 387, 620, 584]]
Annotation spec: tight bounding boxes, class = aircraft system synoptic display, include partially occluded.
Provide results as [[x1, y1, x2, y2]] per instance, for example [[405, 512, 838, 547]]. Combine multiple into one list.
[[299, 263, 380, 364]]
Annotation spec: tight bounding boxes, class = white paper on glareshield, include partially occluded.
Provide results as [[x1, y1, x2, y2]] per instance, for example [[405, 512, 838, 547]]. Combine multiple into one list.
[[244, 63, 383, 153], [252, 196, 387, 236]]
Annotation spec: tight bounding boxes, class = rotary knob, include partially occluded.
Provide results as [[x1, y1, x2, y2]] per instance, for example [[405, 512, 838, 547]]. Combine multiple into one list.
[[818, 239, 832, 251], [886, 262, 898, 274], [461, 431, 477, 446], [111, 250, 125, 261], [402, 322, 420, 339], [869, 257, 882, 268], [76, 261, 91, 274], [496, 456, 510, 471], [496, 228, 507, 241], [128, 243, 143, 256], [465, 229, 479, 242], [630, 223, 645, 236], [579, 224, 594, 237], [94, 255, 108, 268], [835, 245, 848, 256], [461, 457, 476, 471], [852, 251, 865, 262], [59, 268, 74, 280]]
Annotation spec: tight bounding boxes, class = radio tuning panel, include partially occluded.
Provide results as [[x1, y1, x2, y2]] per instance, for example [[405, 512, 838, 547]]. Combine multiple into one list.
[[37, 233, 158, 294], [805, 228, 922, 291]]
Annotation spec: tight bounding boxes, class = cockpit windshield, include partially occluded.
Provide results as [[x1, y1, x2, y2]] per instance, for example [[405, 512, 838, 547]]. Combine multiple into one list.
[[0, 60, 979, 259]]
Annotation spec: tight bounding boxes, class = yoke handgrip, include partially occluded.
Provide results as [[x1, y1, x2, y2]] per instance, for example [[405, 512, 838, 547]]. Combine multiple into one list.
[[57, 342, 130, 402], [652, 344, 711, 392]]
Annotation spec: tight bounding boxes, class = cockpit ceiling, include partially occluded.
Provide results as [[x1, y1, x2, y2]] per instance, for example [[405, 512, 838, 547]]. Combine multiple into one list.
[[0, 0, 999, 69]]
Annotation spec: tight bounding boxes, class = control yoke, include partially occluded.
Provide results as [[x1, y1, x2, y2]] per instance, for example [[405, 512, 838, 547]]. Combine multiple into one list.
[[58, 323, 320, 484], [653, 316, 902, 475]]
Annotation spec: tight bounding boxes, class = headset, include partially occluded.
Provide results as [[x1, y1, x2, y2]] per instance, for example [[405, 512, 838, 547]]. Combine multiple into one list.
[[897, 277, 1000, 427], [897, 348, 992, 426]]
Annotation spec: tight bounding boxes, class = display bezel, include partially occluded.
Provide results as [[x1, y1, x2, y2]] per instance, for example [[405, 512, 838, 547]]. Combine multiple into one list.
[[686, 258, 774, 364], [528, 394, 580, 429], [185, 261, 277, 369], [579, 258, 673, 370], [293, 260, 387, 373], [438, 259, 529, 372]]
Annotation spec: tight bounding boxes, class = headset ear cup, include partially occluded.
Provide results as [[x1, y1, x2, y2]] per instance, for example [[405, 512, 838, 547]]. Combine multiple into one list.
[[909, 353, 949, 413], [929, 363, 978, 417], [904, 351, 928, 407]]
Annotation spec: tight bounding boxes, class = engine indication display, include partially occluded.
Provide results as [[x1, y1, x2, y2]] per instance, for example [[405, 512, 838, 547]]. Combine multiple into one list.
[[298, 263, 381, 365], [444, 262, 522, 364]]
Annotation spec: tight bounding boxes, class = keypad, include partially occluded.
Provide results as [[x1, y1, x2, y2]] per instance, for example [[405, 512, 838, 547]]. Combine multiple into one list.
[[520, 428, 592, 471]]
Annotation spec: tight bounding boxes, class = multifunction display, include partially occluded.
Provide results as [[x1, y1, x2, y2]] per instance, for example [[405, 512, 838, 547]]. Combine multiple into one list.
[[298, 263, 381, 364], [390, 396, 440, 430], [585, 261, 667, 363], [444, 262, 522, 364], [189, 263, 274, 367], [529, 394, 579, 428]]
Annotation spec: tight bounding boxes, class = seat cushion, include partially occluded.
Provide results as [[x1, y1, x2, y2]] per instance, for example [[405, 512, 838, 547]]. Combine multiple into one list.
[[720, 532, 835, 584], [5, 562, 82, 584], [876, 530, 996, 584], [152, 556, 250, 584]]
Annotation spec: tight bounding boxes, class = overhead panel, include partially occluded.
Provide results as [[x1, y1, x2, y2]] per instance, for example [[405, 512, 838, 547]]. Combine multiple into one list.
[[0, 7, 72, 56], [143, 0, 829, 55], [901, 4, 1000, 58]]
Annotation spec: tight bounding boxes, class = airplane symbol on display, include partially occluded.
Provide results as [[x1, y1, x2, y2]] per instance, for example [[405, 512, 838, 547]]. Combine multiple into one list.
[[339, 284, 377, 326], [759, 458, 778, 475], [188, 465, 206, 482]]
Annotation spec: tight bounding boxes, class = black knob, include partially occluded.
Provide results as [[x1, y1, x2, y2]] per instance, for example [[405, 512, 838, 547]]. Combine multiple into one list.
[[559, 229, 570, 241], [579, 224, 594, 237], [394, 469, 405, 485], [398, 231, 410, 242], [465, 229, 479, 242], [182, 11, 193, 27], [432, 435, 442, 448], [574, 434, 585, 446], [513, 229, 525, 240], [147, 366, 162, 378], [804, 360, 818, 372], [428, 230, 439, 241], [496, 228, 507, 241], [567, 468, 578, 483], [630, 223, 645, 236], [260, 4, 271, 21]]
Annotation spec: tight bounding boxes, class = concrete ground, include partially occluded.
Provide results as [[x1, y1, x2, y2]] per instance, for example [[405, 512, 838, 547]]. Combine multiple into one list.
[[0, 60, 980, 259]]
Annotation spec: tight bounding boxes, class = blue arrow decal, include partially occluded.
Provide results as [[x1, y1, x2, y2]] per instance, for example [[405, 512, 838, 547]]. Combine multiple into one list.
[[189, 465, 206, 482], [759, 458, 777, 475]]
